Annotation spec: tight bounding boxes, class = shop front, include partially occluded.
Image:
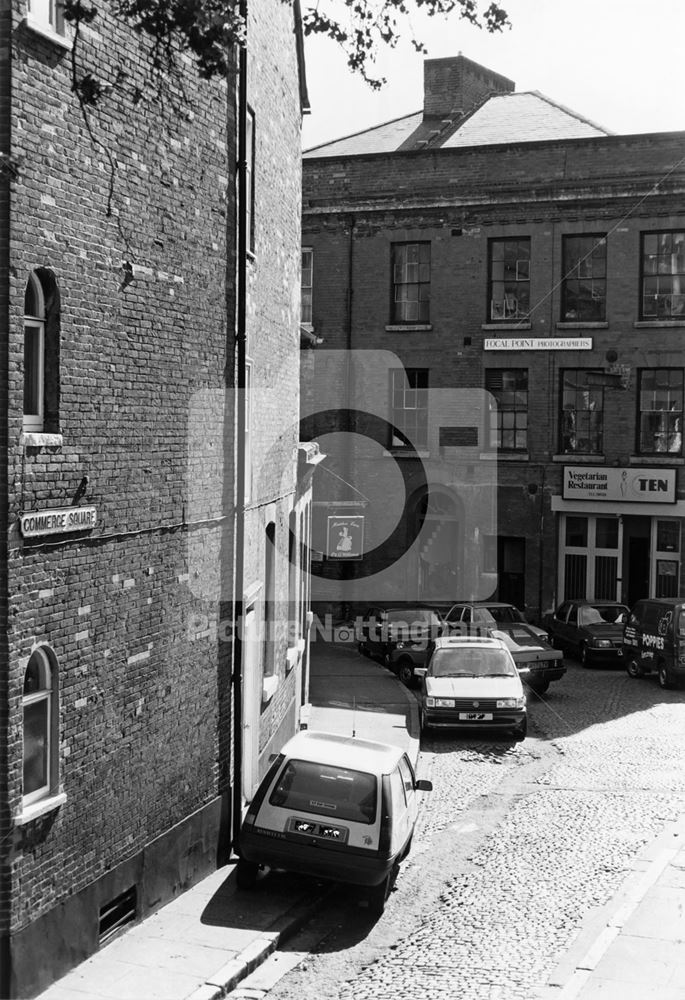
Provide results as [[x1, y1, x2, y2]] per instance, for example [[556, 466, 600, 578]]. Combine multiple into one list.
[[551, 466, 685, 609]]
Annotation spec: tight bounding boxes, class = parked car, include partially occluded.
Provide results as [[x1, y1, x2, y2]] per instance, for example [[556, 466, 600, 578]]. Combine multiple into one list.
[[488, 624, 565, 694], [623, 597, 685, 689], [236, 730, 432, 914], [543, 599, 629, 666], [444, 602, 550, 642], [415, 635, 528, 741], [358, 605, 445, 686]]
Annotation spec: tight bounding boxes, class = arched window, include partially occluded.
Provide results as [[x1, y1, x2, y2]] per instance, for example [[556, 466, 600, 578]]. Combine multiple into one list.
[[22, 646, 57, 805], [23, 269, 60, 434]]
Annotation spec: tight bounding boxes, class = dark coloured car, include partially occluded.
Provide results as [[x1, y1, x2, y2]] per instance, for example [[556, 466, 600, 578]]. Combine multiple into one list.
[[488, 624, 566, 694], [444, 602, 550, 643], [358, 605, 445, 686], [543, 600, 629, 666]]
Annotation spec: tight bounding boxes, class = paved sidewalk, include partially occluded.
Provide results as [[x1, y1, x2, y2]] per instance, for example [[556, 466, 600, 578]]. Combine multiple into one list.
[[35, 642, 418, 1000]]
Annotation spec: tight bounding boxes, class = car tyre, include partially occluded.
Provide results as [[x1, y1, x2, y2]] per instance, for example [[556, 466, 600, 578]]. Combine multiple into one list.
[[658, 663, 674, 690], [368, 863, 398, 916], [580, 643, 592, 668], [532, 680, 550, 696], [235, 859, 259, 890], [626, 658, 644, 679], [397, 658, 415, 687], [358, 641, 369, 658], [512, 717, 527, 742]]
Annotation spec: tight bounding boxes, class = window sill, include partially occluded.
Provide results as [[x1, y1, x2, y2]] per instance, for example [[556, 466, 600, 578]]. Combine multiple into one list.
[[629, 454, 684, 465], [556, 322, 608, 329], [262, 674, 279, 704], [481, 322, 532, 331], [634, 320, 685, 328], [383, 449, 429, 459], [384, 324, 432, 332], [23, 16, 72, 50], [552, 454, 605, 463], [15, 791, 67, 826], [480, 451, 529, 461], [20, 432, 63, 449]]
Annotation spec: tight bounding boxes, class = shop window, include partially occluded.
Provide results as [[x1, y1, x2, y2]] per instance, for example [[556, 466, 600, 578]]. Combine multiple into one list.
[[23, 268, 60, 434], [561, 235, 606, 322], [301, 248, 313, 326], [390, 368, 428, 449], [487, 238, 530, 322], [641, 231, 685, 319], [485, 369, 528, 450], [560, 370, 604, 454], [22, 646, 58, 806], [637, 368, 683, 455], [391, 243, 430, 324]]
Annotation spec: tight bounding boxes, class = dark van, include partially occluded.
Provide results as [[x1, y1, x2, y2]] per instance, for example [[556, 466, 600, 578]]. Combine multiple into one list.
[[622, 598, 685, 689]]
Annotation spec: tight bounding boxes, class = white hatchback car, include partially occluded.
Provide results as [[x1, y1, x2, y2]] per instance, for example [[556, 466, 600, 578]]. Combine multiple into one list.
[[416, 635, 528, 741], [236, 730, 432, 913]]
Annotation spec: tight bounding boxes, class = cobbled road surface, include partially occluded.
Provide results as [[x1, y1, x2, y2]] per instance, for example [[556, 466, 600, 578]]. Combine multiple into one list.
[[230, 650, 685, 1000]]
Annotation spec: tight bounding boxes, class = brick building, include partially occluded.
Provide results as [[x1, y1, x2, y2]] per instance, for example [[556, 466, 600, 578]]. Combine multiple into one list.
[[0, 1, 311, 996], [302, 54, 685, 621]]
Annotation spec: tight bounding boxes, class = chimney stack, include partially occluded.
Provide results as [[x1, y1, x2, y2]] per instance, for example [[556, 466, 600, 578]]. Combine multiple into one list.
[[423, 54, 515, 120]]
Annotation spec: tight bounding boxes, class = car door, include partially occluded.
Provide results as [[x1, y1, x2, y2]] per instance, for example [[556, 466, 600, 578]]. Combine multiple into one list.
[[550, 602, 571, 650], [365, 607, 385, 659]]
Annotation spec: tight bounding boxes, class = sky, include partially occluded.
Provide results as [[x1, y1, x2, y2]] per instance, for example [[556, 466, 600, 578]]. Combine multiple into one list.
[[301, 0, 685, 151]]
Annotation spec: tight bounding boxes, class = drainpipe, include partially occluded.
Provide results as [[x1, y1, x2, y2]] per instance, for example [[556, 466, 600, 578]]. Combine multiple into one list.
[[231, 0, 248, 851]]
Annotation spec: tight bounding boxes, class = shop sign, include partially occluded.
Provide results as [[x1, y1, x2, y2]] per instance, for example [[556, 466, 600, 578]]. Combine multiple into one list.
[[563, 467, 676, 503], [326, 515, 364, 560], [484, 338, 592, 351], [20, 505, 98, 537]]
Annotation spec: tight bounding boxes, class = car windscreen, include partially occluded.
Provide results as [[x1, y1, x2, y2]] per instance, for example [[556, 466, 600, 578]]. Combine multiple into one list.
[[579, 605, 629, 626], [386, 609, 441, 627], [430, 647, 517, 678], [486, 606, 524, 623], [269, 759, 377, 824]]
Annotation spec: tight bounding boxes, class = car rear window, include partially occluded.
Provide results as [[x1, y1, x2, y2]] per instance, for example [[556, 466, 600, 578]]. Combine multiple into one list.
[[579, 605, 628, 626], [269, 759, 378, 824], [386, 609, 441, 629], [430, 647, 517, 678]]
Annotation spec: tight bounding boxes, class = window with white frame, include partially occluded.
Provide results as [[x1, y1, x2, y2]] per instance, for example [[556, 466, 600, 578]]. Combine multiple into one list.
[[391, 243, 430, 324], [561, 235, 607, 322], [246, 108, 255, 254], [301, 248, 313, 325], [22, 646, 57, 806], [390, 368, 428, 449], [27, 0, 66, 36], [488, 238, 530, 321], [638, 368, 683, 455], [24, 272, 45, 432], [641, 231, 685, 319]]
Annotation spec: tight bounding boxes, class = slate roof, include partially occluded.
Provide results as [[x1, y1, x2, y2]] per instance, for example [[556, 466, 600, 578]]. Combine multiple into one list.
[[304, 91, 611, 158]]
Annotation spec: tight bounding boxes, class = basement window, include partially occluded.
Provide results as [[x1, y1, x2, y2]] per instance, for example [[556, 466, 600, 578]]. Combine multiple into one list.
[[99, 886, 137, 946]]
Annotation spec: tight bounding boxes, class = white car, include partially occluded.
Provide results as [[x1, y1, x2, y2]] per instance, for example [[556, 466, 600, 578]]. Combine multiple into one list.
[[236, 730, 432, 914], [415, 635, 528, 741]]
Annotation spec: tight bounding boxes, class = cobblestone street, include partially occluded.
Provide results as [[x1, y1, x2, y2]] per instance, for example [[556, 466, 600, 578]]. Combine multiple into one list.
[[249, 651, 685, 1000]]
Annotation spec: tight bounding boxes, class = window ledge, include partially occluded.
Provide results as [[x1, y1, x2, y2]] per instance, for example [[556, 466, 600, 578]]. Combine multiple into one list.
[[629, 454, 684, 465], [262, 674, 279, 704], [384, 324, 432, 332], [383, 449, 429, 459], [481, 323, 532, 331], [552, 454, 605, 463], [20, 432, 63, 449], [23, 16, 72, 50], [634, 320, 685, 328], [556, 322, 608, 329], [15, 791, 67, 826], [480, 452, 530, 461]]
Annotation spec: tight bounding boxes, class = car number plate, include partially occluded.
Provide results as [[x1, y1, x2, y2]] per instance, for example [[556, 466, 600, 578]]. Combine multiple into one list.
[[459, 712, 493, 721]]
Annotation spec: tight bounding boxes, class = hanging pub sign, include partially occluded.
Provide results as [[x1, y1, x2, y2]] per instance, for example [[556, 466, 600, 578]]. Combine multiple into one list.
[[20, 505, 98, 537], [326, 515, 364, 560]]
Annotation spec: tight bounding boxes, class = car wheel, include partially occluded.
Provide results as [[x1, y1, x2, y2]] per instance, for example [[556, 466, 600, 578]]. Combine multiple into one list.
[[367, 863, 398, 916], [358, 641, 369, 658], [626, 658, 644, 679], [658, 663, 674, 690], [531, 680, 549, 695], [235, 859, 259, 890], [512, 717, 527, 742], [397, 658, 414, 687], [580, 643, 592, 668]]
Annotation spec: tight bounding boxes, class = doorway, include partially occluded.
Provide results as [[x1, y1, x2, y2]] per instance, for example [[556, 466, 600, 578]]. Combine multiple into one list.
[[623, 516, 650, 607]]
